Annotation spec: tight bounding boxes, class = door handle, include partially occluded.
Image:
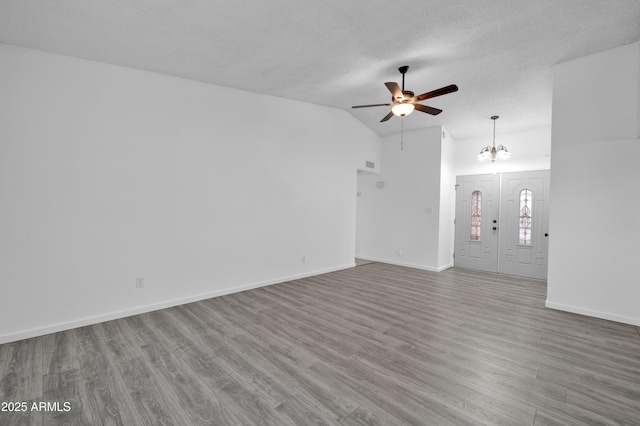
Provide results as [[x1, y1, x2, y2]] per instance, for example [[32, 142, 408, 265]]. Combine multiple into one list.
[[544, 233, 549, 237]]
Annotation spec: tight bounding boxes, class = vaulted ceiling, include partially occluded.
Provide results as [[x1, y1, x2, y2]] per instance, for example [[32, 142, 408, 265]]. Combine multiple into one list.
[[1, 1, 639, 139]]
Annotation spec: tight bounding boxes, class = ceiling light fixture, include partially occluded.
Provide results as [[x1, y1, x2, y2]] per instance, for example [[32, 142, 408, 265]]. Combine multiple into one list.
[[391, 102, 415, 117], [478, 115, 510, 162]]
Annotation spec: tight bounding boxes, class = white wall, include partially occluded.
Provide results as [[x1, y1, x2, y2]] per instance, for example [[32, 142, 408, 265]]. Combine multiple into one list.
[[547, 41, 640, 326], [552, 43, 639, 144], [438, 128, 456, 268], [637, 41, 640, 137], [453, 126, 551, 176], [356, 126, 448, 271], [0, 44, 381, 343]]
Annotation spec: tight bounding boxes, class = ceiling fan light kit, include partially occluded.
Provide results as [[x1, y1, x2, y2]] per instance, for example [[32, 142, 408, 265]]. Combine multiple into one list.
[[478, 115, 511, 162], [352, 65, 458, 123], [391, 103, 415, 117]]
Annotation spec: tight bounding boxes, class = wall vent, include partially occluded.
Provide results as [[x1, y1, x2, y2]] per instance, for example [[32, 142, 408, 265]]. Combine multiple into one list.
[[365, 161, 375, 169]]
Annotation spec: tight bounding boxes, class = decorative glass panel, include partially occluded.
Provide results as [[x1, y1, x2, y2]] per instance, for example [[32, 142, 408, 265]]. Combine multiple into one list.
[[519, 189, 533, 245], [470, 190, 481, 241]]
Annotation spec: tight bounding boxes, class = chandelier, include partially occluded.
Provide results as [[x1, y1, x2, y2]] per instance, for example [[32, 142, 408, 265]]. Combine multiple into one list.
[[478, 115, 510, 162]]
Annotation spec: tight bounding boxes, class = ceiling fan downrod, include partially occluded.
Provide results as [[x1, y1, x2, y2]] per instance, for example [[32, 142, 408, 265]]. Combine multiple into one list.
[[399, 65, 409, 91]]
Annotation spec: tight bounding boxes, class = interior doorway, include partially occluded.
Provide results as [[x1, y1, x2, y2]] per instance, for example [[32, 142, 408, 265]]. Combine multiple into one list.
[[454, 170, 550, 280]]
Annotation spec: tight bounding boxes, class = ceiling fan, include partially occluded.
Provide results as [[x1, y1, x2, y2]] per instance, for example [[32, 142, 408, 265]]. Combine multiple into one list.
[[352, 66, 458, 122]]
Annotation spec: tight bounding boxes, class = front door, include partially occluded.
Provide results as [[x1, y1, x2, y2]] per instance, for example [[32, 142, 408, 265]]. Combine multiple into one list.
[[454, 170, 550, 280], [498, 170, 550, 279], [454, 174, 500, 273]]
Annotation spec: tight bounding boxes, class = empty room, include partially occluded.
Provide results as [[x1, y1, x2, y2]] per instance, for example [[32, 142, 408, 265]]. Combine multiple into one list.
[[1, 1, 639, 425]]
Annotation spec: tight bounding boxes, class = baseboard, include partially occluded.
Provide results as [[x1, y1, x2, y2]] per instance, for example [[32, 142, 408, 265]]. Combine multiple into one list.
[[436, 263, 454, 272], [0, 263, 356, 345], [545, 300, 640, 327], [355, 256, 451, 272]]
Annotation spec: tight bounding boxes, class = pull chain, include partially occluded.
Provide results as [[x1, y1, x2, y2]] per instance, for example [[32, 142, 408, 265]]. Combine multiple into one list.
[[400, 117, 404, 151]]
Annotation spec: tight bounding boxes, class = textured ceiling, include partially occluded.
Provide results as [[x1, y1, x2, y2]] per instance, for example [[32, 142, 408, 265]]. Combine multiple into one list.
[[1, 1, 639, 139]]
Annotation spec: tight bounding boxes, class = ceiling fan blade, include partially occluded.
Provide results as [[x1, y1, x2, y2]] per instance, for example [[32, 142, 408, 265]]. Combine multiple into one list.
[[414, 104, 442, 115], [385, 82, 404, 101], [415, 84, 458, 102], [352, 103, 393, 109], [380, 111, 395, 122]]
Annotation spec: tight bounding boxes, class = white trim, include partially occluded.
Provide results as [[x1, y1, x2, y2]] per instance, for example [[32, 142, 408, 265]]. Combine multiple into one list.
[[0, 263, 355, 345], [355, 256, 452, 272], [437, 263, 454, 272], [545, 300, 640, 327]]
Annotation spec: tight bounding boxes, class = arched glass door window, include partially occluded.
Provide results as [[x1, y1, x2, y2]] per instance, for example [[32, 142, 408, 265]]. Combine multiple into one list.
[[470, 190, 482, 241], [519, 189, 533, 245]]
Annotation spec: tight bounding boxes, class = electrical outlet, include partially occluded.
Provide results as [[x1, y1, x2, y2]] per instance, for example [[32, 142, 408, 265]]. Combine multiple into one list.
[[136, 277, 144, 288], [301, 255, 306, 263], [397, 249, 403, 257]]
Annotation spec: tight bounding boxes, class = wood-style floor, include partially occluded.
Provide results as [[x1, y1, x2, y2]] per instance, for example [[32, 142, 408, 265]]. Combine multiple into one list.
[[1, 263, 640, 425]]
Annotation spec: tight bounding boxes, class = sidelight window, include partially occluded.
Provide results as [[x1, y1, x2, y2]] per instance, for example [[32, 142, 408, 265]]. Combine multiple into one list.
[[470, 190, 481, 241], [519, 189, 533, 245]]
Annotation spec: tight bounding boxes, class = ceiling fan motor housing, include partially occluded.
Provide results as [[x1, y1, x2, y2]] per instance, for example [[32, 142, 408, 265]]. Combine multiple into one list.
[[392, 91, 415, 103], [401, 90, 414, 101]]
